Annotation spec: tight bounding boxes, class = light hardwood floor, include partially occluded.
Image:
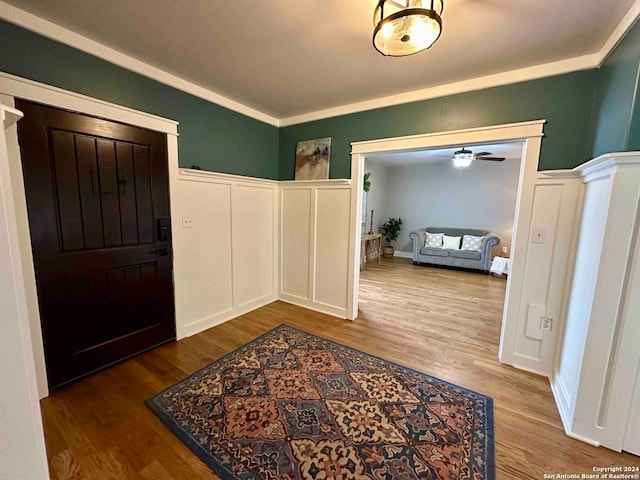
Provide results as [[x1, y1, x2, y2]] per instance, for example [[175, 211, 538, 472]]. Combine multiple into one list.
[[40, 257, 638, 479]]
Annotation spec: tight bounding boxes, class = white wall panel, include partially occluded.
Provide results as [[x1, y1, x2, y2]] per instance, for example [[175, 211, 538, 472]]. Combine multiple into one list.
[[281, 188, 311, 299], [173, 179, 233, 336], [174, 170, 278, 337], [314, 189, 351, 311], [620, 223, 640, 456], [624, 360, 640, 455], [279, 181, 352, 318], [501, 173, 583, 377], [232, 185, 276, 307], [556, 176, 610, 417]]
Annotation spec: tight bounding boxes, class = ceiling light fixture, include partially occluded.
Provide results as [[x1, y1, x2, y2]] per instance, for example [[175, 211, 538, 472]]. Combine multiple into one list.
[[373, 0, 444, 57], [451, 148, 473, 168]]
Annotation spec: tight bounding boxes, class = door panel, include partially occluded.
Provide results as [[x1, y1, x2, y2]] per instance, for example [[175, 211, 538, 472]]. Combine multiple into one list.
[[16, 100, 175, 390]]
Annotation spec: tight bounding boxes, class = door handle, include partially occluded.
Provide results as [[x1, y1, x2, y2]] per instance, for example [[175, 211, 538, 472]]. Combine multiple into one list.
[[150, 247, 169, 256]]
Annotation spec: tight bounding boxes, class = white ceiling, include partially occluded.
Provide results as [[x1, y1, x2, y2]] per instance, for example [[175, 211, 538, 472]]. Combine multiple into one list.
[[366, 142, 524, 166], [2, 0, 636, 119]]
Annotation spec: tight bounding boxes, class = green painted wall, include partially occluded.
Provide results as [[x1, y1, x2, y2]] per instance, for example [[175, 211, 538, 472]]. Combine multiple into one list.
[[0, 20, 279, 179], [279, 71, 599, 179], [5, 16, 640, 182], [589, 20, 640, 157], [621, 21, 640, 152]]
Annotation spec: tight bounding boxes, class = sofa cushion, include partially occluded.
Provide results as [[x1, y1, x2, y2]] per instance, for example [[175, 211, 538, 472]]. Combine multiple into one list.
[[425, 232, 443, 248], [461, 234, 485, 251], [443, 235, 461, 250], [420, 247, 449, 257], [448, 249, 482, 260]]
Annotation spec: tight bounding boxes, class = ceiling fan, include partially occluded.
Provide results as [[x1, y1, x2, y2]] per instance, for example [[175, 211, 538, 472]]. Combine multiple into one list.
[[449, 147, 506, 168]]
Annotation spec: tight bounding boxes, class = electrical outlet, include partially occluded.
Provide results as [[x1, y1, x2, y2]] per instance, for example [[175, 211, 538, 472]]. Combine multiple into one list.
[[182, 217, 194, 228], [540, 316, 553, 332], [501, 246, 508, 255]]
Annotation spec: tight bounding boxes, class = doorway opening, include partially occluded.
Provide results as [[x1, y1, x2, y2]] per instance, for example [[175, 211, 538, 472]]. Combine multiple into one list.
[[358, 141, 524, 361], [346, 120, 547, 372]]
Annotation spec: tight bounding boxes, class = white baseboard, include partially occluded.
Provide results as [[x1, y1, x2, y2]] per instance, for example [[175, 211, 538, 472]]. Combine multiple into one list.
[[394, 251, 413, 259], [182, 290, 349, 340], [181, 293, 277, 338], [506, 360, 549, 377], [566, 430, 601, 447], [549, 374, 601, 447], [550, 374, 573, 433], [278, 293, 347, 319]]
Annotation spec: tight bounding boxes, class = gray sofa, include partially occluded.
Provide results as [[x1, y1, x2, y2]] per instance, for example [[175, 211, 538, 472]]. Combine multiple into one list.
[[409, 227, 500, 273]]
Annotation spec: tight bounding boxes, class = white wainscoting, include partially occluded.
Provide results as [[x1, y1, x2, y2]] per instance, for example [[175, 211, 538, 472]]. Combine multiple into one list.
[[279, 180, 352, 318], [550, 153, 640, 452], [173, 169, 279, 338]]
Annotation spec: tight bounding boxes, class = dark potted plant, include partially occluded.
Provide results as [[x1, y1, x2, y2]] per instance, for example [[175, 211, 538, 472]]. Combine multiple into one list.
[[381, 217, 403, 258]]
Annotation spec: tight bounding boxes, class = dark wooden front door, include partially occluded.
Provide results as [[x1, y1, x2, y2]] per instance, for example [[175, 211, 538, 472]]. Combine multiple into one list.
[[16, 100, 176, 390]]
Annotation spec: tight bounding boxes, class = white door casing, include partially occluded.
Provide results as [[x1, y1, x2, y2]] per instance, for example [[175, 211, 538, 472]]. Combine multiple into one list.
[[0, 72, 178, 399], [349, 120, 551, 375], [0, 104, 49, 479]]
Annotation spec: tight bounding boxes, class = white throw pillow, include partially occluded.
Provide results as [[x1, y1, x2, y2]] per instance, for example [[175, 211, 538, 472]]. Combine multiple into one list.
[[442, 235, 461, 250], [461, 234, 485, 251], [425, 232, 444, 248]]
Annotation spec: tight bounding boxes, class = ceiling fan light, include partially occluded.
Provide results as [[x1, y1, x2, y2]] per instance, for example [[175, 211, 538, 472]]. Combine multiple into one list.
[[451, 148, 473, 168], [373, 0, 443, 57], [452, 157, 473, 168]]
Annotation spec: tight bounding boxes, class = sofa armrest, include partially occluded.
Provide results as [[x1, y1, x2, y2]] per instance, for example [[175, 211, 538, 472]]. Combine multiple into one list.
[[481, 233, 500, 268], [410, 229, 426, 246], [410, 229, 427, 258]]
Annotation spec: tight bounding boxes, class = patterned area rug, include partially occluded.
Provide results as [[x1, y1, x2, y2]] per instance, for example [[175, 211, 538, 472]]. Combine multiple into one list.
[[146, 325, 494, 479]]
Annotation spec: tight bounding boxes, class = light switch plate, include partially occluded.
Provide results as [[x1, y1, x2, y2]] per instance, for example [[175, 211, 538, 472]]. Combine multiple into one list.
[[531, 226, 548, 244]]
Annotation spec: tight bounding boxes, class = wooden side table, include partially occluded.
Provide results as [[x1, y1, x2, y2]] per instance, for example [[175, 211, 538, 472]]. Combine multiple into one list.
[[361, 233, 382, 269]]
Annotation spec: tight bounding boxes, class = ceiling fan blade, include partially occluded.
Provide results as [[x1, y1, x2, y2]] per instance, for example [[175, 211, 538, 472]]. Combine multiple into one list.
[[475, 156, 505, 162], [474, 151, 492, 157]]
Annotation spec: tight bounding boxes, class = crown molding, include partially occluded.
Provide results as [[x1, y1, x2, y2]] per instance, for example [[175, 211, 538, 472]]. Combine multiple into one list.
[[279, 56, 598, 127], [0, 1, 280, 127], [597, 0, 640, 64], [281, 0, 640, 126], [1, 0, 639, 129]]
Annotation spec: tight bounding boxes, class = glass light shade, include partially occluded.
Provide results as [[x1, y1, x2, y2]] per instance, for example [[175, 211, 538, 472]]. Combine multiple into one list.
[[451, 149, 473, 168], [373, 0, 443, 56]]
